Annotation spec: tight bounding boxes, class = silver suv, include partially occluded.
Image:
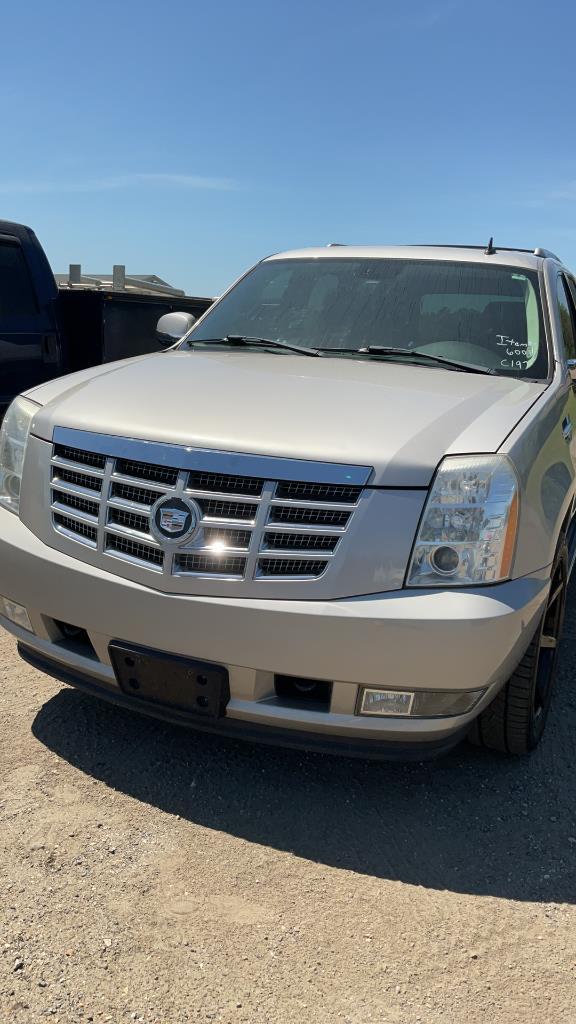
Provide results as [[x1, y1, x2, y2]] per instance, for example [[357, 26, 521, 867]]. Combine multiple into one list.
[[1, 243, 575, 759]]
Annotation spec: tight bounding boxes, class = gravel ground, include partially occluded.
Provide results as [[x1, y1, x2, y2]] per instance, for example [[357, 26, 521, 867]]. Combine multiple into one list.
[[2, 588, 576, 1024]]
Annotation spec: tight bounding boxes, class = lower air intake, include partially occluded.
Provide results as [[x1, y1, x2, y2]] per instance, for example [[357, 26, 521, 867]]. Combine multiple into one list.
[[257, 558, 328, 578], [174, 553, 246, 576]]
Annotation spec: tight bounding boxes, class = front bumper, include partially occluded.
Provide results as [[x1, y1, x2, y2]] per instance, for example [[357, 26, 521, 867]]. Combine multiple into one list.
[[17, 644, 467, 760], [0, 509, 550, 757]]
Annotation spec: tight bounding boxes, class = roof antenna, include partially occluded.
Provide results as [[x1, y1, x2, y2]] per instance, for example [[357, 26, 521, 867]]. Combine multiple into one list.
[[485, 236, 496, 255]]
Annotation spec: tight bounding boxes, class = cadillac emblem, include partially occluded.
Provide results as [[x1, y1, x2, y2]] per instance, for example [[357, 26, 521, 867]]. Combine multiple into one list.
[[150, 495, 200, 545]]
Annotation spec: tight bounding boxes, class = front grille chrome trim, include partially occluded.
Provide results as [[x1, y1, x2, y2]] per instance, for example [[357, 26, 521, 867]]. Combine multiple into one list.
[[261, 531, 340, 553], [111, 473, 170, 494], [105, 532, 164, 569], [256, 557, 329, 579], [274, 481, 362, 504], [268, 497, 359, 512], [173, 552, 247, 578], [48, 429, 369, 585], [53, 444, 106, 470], [51, 469, 103, 495], [51, 501, 99, 526], [104, 521, 163, 546], [51, 456, 105, 479], [53, 513, 98, 548], [184, 487, 265, 504], [51, 427, 372, 485]]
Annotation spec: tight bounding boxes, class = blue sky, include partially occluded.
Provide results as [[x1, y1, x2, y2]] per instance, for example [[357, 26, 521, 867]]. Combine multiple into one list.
[[1, 0, 575, 297]]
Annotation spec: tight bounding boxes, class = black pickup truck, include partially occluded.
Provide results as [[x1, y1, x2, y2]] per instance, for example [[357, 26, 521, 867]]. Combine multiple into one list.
[[0, 220, 212, 415]]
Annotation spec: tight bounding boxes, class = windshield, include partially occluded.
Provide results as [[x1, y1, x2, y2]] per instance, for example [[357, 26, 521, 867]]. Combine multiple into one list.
[[185, 257, 548, 378]]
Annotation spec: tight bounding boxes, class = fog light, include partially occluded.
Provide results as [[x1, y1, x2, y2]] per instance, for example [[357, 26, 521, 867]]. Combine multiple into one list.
[[358, 687, 485, 718], [0, 596, 32, 632], [360, 689, 415, 716]]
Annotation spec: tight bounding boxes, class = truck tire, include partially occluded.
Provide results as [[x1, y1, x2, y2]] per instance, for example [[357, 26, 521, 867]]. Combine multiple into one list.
[[469, 538, 568, 754]]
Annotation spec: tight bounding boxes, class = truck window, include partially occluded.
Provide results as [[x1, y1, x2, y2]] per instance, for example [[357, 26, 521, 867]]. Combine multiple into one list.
[[556, 275, 576, 362], [0, 242, 38, 321]]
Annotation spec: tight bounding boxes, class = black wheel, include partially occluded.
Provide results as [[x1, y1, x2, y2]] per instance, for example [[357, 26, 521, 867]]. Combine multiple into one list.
[[469, 539, 568, 754]]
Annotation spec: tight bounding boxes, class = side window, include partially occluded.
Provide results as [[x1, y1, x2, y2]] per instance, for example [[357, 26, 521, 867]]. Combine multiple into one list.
[[556, 275, 576, 361], [0, 242, 38, 322], [567, 277, 576, 328]]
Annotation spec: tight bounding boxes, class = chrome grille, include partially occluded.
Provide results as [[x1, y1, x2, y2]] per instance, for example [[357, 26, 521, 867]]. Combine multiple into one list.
[[257, 558, 329, 578], [54, 444, 106, 470], [116, 458, 178, 487], [106, 533, 164, 568], [187, 470, 263, 496], [197, 498, 258, 521], [263, 531, 339, 552], [174, 553, 247, 577], [52, 489, 100, 518], [111, 481, 161, 506], [275, 481, 362, 503], [203, 527, 252, 549], [53, 466, 103, 493], [108, 507, 150, 533], [54, 513, 98, 546], [49, 437, 364, 582], [269, 505, 351, 527]]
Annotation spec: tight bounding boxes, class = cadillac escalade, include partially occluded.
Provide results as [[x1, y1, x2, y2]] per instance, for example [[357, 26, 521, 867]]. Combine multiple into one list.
[[1, 243, 575, 759]]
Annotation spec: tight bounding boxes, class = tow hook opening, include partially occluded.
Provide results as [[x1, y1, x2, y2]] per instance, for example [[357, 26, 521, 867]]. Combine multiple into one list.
[[53, 619, 98, 661], [273, 674, 332, 712]]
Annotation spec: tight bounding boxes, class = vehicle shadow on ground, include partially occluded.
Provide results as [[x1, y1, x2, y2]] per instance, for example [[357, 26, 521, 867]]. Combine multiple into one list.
[[32, 582, 576, 905]]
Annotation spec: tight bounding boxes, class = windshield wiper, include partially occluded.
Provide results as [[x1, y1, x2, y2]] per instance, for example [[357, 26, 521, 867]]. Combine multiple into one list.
[[187, 335, 322, 357], [318, 345, 497, 375]]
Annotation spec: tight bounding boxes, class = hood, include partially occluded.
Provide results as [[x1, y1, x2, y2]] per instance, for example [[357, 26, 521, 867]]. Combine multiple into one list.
[[29, 350, 547, 486]]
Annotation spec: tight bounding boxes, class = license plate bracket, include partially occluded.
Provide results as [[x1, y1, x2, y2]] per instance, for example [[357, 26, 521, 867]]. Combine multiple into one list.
[[108, 641, 230, 719]]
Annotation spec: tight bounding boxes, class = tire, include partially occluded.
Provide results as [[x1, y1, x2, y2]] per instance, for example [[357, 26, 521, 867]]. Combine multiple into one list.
[[469, 538, 568, 755]]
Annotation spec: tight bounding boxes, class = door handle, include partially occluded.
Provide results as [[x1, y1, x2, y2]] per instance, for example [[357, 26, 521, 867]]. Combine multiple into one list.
[[42, 333, 59, 363], [562, 416, 573, 442]]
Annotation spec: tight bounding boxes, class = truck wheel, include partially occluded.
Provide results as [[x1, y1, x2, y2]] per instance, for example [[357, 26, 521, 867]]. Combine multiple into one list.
[[469, 539, 568, 754]]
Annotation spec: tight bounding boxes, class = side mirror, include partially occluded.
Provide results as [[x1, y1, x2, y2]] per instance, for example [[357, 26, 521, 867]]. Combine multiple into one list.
[[156, 311, 196, 346]]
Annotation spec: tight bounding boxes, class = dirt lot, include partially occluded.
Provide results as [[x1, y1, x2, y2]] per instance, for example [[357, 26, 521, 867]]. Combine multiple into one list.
[[2, 591, 576, 1024]]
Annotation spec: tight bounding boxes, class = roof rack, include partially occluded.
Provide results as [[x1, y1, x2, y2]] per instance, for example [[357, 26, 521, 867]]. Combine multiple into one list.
[[321, 242, 563, 261], [533, 247, 561, 260], [414, 243, 562, 261]]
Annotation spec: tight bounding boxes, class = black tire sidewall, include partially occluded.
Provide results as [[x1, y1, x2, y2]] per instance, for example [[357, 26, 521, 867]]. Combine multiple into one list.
[[469, 535, 569, 755], [527, 538, 568, 749]]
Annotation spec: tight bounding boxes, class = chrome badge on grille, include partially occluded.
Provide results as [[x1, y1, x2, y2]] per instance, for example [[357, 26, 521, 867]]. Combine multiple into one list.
[[160, 507, 188, 533], [150, 495, 200, 545]]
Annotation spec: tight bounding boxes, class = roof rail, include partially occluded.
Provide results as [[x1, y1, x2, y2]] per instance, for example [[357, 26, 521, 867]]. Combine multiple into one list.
[[412, 243, 562, 261], [533, 247, 561, 260], [319, 242, 563, 261], [413, 244, 517, 252]]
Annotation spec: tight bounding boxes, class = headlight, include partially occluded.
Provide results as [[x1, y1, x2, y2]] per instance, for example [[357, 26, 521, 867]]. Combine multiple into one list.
[[0, 397, 38, 515], [407, 455, 519, 587]]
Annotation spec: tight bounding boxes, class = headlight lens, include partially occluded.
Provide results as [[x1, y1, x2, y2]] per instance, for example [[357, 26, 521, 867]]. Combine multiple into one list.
[[0, 397, 38, 515], [407, 455, 519, 587]]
